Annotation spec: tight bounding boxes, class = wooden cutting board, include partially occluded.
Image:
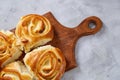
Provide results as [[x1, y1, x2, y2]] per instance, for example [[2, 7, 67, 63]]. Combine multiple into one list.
[[11, 12, 102, 71]]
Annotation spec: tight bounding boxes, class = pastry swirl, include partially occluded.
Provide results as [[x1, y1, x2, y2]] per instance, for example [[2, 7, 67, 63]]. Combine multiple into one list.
[[0, 31, 22, 68], [24, 45, 66, 80], [0, 61, 34, 80], [15, 14, 54, 53]]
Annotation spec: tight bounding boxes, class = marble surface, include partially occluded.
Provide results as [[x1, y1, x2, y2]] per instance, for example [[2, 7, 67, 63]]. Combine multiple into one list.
[[0, 0, 120, 80]]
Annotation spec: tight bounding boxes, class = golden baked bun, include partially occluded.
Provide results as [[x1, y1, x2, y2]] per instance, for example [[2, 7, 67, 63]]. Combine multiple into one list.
[[24, 45, 66, 80], [0, 61, 34, 80], [15, 14, 54, 53], [0, 30, 22, 68]]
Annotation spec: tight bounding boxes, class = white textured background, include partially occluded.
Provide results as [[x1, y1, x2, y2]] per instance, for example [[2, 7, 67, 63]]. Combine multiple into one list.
[[0, 0, 120, 80]]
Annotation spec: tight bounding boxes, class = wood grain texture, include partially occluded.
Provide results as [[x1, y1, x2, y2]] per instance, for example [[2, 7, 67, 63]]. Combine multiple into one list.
[[11, 12, 102, 71]]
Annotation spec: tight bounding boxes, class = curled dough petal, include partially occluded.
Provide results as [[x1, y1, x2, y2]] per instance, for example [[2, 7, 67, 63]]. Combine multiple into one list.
[[24, 45, 66, 80], [15, 14, 54, 53], [0, 31, 22, 68], [0, 61, 33, 80]]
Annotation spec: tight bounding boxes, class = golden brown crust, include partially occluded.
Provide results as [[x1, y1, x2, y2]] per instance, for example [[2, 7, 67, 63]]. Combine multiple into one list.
[[24, 45, 66, 80], [0, 31, 22, 68], [0, 61, 33, 80], [0, 77, 12, 80], [15, 14, 54, 53]]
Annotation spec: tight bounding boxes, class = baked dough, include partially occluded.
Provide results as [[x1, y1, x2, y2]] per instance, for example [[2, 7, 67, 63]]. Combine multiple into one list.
[[0, 30, 22, 68], [24, 45, 66, 80], [15, 14, 54, 53], [0, 61, 34, 80]]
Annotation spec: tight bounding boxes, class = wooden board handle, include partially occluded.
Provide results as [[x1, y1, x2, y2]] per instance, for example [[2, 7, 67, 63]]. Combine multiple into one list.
[[74, 16, 102, 37]]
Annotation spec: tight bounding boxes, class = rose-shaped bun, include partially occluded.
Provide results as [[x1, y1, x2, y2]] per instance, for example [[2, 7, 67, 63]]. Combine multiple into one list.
[[0, 30, 22, 68], [24, 45, 66, 80], [15, 14, 54, 53], [0, 61, 34, 80]]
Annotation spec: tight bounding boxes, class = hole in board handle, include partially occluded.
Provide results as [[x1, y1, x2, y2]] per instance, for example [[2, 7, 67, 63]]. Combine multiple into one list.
[[88, 22, 96, 29]]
